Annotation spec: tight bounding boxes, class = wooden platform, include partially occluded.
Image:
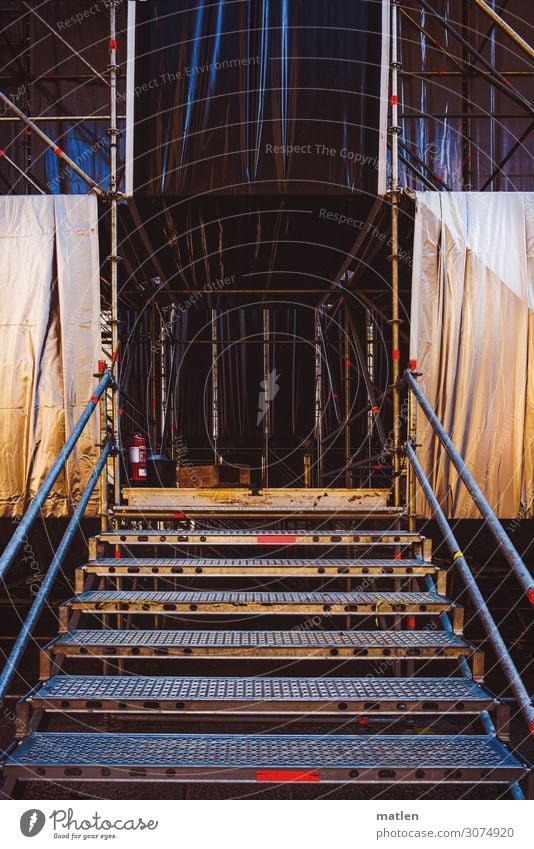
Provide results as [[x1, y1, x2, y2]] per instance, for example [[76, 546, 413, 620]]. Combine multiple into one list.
[[118, 487, 397, 518]]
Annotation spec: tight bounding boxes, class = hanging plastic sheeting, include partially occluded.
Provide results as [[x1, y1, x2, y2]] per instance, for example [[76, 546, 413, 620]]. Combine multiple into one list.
[[0, 0, 127, 195], [396, 0, 534, 191], [410, 192, 534, 519], [133, 0, 381, 194], [169, 304, 315, 450], [0, 195, 101, 517]]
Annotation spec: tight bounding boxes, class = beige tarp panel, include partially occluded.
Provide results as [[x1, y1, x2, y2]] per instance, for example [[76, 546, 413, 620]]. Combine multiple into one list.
[[0, 195, 101, 518], [410, 192, 534, 519]]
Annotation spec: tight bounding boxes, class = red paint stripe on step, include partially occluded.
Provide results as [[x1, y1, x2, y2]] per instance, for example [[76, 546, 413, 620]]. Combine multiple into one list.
[[256, 769, 319, 783], [256, 535, 297, 544]]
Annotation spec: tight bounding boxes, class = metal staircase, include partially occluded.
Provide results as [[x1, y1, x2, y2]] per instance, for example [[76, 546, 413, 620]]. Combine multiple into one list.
[[0, 369, 531, 798], [2, 520, 530, 795]]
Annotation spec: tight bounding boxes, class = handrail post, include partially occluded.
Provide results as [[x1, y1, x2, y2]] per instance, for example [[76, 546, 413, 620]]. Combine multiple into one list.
[[98, 368, 110, 532], [405, 369, 534, 602], [0, 443, 111, 701], [0, 370, 112, 584], [407, 368, 417, 531], [406, 441, 534, 733]]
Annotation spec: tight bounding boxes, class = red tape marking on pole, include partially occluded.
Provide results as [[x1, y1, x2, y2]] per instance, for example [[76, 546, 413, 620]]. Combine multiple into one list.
[[256, 770, 319, 783], [392, 349, 401, 361]]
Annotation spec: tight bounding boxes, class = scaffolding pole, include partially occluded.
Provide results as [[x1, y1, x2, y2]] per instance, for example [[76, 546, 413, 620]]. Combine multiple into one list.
[[389, 0, 401, 507], [416, 0, 534, 117], [343, 300, 387, 447], [21, 1, 110, 87], [407, 368, 417, 532], [0, 149, 44, 193], [125, 1, 136, 195], [344, 309, 351, 488], [211, 308, 220, 464], [462, 2, 473, 191], [471, 0, 534, 62], [262, 307, 270, 487], [109, 1, 121, 504], [314, 308, 324, 486], [0, 90, 105, 196]]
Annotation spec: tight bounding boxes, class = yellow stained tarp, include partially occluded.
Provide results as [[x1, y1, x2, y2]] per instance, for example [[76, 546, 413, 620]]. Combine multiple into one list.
[[0, 195, 101, 518], [410, 192, 534, 519]]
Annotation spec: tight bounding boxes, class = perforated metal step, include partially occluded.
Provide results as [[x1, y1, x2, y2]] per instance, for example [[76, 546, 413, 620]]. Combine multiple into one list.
[[83, 556, 436, 576], [29, 675, 494, 715], [43, 628, 475, 661], [114, 505, 402, 517], [4, 733, 526, 784], [77, 557, 444, 593], [93, 529, 425, 550], [62, 589, 456, 617]]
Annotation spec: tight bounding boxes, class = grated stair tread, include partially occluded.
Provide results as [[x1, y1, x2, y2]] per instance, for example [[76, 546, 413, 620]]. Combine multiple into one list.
[[4, 733, 526, 784], [85, 557, 435, 573], [66, 589, 450, 606], [48, 628, 471, 655], [31, 674, 493, 706]]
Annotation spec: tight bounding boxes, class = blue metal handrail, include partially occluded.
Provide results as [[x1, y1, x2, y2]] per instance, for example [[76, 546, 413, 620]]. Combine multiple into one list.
[[0, 369, 112, 584], [0, 441, 111, 701], [405, 369, 534, 603], [406, 441, 534, 734]]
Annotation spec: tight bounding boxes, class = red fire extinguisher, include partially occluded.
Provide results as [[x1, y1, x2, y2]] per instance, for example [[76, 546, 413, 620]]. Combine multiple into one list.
[[128, 433, 147, 482]]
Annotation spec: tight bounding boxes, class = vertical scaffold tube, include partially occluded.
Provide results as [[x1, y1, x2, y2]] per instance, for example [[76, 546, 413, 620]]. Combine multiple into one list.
[[109, 1, 121, 505], [390, 0, 401, 507]]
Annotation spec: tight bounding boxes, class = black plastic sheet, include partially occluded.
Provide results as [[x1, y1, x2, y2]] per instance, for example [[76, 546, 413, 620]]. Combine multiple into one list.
[[134, 0, 381, 194]]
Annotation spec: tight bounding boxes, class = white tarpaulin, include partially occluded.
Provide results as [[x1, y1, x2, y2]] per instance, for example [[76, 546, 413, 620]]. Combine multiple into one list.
[[410, 192, 534, 519], [0, 195, 101, 518]]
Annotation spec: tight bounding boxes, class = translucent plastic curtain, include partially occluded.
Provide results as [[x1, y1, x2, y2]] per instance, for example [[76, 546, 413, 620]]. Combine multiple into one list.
[[410, 191, 534, 519], [0, 195, 101, 517]]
